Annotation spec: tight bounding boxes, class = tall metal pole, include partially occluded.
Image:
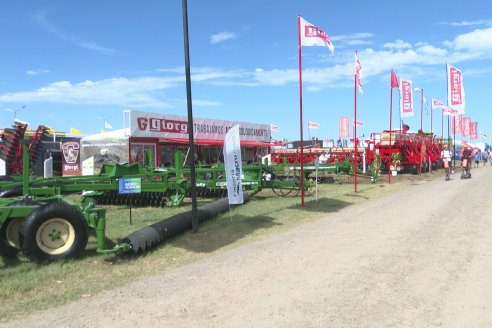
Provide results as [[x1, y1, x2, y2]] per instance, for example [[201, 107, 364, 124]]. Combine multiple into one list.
[[181, 0, 198, 232], [389, 72, 393, 184], [297, 16, 305, 207], [353, 71, 358, 193]]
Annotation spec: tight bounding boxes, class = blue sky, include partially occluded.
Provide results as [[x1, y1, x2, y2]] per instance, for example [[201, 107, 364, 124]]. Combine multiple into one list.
[[1, 1, 491, 143]]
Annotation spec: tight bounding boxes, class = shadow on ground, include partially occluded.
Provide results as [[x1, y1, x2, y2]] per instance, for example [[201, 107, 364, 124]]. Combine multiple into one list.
[[173, 214, 281, 253], [287, 197, 352, 213]]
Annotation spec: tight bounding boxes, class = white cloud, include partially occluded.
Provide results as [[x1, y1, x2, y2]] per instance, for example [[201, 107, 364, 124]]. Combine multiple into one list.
[[446, 26, 492, 52], [0, 74, 224, 109], [331, 32, 373, 48], [383, 40, 412, 50], [26, 69, 50, 75], [33, 10, 115, 54], [210, 32, 238, 44], [440, 20, 492, 27]]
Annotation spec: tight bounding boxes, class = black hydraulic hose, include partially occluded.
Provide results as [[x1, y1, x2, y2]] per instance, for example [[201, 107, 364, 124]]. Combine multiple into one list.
[[123, 193, 250, 254]]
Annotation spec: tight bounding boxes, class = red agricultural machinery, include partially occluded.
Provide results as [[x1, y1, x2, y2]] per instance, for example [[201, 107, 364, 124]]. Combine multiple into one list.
[[0, 122, 50, 175], [366, 129, 444, 174]]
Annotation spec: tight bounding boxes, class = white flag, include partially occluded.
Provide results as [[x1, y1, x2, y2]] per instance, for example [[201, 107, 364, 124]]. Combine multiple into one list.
[[355, 51, 362, 94], [299, 17, 334, 53], [431, 98, 445, 110], [399, 79, 414, 118], [223, 125, 244, 205], [447, 63, 465, 113], [104, 120, 113, 129], [308, 121, 320, 129]]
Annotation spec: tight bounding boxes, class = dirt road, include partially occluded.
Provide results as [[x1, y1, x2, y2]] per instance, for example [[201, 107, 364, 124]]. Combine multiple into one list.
[[3, 167, 492, 328]]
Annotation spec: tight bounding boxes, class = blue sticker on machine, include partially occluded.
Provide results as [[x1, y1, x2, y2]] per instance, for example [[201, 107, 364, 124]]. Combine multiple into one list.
[[118, 178, 142, 194]]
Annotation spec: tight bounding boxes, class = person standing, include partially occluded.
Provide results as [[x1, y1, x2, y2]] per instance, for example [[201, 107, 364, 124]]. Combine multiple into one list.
[[441, 145, 452, 180]]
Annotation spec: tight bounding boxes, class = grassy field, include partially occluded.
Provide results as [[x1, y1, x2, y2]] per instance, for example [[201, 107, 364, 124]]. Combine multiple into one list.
[[0, 175, 429, 322]]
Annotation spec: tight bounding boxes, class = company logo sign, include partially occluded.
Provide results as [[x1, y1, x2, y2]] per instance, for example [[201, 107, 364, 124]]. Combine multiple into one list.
[[137, 117, 188, 133]]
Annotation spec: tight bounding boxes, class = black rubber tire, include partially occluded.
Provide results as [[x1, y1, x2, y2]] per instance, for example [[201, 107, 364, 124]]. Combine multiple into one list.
[[0, 219, 19, 258], [19, 203, 89, 263], [0, 200, 42, 258], [0, 188, 22, 198]]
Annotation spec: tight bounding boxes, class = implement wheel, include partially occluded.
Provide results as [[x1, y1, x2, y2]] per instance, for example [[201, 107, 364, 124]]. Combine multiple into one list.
[[0, 219, 22, 258], [0, 200, 42, 258], [19, 203, 89, 263]]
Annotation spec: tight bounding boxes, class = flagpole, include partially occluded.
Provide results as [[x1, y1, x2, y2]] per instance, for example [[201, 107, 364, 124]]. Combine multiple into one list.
[[353, 51, 358, 193], [441, 109, 444, 143], [389, 70, 394, 184], [297, 15, 305, 206], [446, 62, 456, 167]]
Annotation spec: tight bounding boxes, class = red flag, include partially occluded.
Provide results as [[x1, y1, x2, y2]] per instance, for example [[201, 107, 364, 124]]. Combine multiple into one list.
[[299, 17, 334, 53], [390, 70, 399, 88], [354, 120, 364, 127]]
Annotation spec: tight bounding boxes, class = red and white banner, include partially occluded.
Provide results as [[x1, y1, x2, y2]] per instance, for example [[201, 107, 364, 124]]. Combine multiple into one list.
[[299, 16, 334, 52], [451, 114, 462, 135], [431, 98, 445, 110], [129, 110, 271, 142], [354, 120, 364, 127], [223, 125, 244, 205], [269, 123, 279, 132], [470, 122, 478, 139], [399, 80, 414, 117], [355, 51, 362, 94], [462, 117, 471, 136], [339, 116, 350, 138], [307, 121, 320, 129], [447, 64, 465, 113], [443, 106, 458, 116]]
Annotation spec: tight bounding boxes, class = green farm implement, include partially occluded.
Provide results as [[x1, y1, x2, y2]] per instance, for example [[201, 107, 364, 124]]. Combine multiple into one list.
[[0, 141, 311, 262]]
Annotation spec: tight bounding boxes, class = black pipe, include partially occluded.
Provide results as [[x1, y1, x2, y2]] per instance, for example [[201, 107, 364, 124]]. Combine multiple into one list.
[[123, 194, 250, 254]]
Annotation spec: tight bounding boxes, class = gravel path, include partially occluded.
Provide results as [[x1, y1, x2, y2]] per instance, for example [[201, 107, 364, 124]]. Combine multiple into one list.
[[3, 167, 492, 328]]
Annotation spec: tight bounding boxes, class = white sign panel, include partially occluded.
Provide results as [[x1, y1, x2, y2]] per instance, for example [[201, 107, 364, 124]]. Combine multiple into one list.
[[129, 110, 271, 142], [0, 158, 5, 176], [223, 125, 244, 205]]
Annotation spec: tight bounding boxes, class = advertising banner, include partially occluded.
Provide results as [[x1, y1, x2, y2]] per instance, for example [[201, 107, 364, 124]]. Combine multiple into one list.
[[462, 117, 471, 137], [223, 125, 244, 205], [61, 140, 81, 176], [130, 110, 271, 143], [451, 114, 463, 135], [447, 64, 465, 112], [339, 116, 350, 138], [470, 122, 478, 139], [400, 80, 414, 117]]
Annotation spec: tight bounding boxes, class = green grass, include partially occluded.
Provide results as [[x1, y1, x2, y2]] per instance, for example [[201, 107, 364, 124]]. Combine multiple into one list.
[[0, 178, 417, 322]]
